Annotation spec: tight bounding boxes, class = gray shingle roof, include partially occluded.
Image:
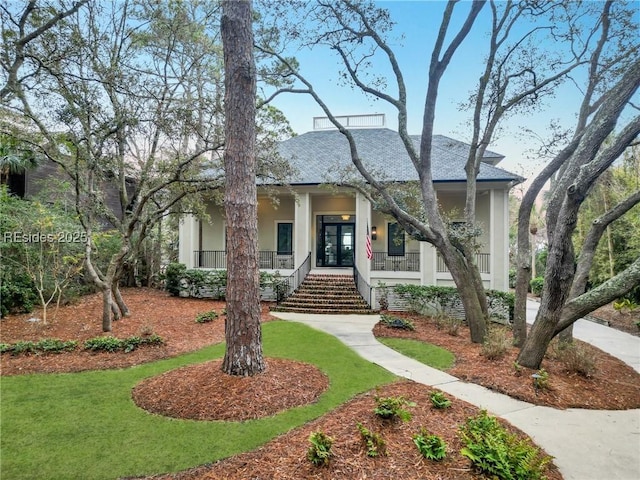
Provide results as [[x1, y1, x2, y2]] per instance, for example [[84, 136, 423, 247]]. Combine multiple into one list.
[[276, 128, 522, 185]]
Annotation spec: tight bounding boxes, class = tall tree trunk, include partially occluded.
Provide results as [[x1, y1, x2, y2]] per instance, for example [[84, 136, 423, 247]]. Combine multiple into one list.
[[221, 0, 265, 377], [442, 245, 488, 343]]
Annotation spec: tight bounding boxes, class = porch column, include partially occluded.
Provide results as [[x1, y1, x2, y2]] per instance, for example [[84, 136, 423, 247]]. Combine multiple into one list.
[[354, 191, 372, 280], [421, 242, 437, 286], [178, 214, 199, 269], [294, 191, 312, 268], [489, 189, 509, 290]]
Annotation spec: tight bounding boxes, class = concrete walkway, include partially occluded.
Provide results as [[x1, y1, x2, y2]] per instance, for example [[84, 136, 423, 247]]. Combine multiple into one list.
[[271, 300, 640, 480]]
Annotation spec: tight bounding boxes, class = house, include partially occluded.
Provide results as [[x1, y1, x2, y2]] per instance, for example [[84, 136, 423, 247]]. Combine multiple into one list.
[[178, 114, 522, 305]]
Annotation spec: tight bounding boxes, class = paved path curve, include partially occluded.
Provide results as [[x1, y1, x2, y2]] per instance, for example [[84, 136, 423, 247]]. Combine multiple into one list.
[[271, 300, 640, 480]]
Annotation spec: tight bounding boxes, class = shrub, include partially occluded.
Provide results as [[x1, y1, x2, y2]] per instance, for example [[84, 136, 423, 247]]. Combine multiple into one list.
[[164, 263, 187, 296], [553, 342, 596, 377], [307, 431, 334, 466], [459, 410, 552, 480], [393, 284, 515, 323], [529, 277, 544, 296], [413, 428, 447, 461], [379, 313, 415, 330], [429, 391, 452, 409], [1, 338, 78, 355], [195, 310, 219, 323], [84, 336, 123, 353], [9, 340, 37, 355], [356, 423, 387, 457], [36, 338, 78, 353], [373, 394, 415, 422], [481, 327, 512, 360], [83, 334, 163, 353]]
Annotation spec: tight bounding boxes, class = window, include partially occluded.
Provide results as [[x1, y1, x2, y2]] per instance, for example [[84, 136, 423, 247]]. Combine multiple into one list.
[[387, 223, 405, 256], [277, 222, 293, 255]]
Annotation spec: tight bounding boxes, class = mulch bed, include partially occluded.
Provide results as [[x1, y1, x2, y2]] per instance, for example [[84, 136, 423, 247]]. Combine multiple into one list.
[[2, 287, 638, 480]]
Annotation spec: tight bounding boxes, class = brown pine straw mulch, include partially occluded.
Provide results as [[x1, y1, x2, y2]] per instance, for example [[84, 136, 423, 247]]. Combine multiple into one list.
[[2, 287, 639, 480]]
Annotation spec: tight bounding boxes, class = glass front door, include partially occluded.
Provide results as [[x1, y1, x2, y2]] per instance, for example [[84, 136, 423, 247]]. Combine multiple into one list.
[[319, 222, 355, 267]]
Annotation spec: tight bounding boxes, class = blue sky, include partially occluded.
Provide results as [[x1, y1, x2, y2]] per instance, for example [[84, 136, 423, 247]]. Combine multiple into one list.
[[265, 0, 592, 181]]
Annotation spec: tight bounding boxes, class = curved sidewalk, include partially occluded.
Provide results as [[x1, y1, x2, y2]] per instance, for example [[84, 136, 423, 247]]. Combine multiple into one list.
[[271, 305, 640, 480]]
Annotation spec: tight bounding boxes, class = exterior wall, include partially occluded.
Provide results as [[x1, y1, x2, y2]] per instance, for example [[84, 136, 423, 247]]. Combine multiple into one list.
[[180, 183, 512, 292]]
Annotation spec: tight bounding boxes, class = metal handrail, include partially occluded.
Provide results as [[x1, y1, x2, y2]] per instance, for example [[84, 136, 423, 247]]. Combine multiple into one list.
[[353, 263, 372, 308], [277, 252, 311, 304]]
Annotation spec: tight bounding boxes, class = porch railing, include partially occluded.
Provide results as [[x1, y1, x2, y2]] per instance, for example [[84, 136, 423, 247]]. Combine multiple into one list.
[[436, 252, 490, 274], [194, 250, 294, 270], [370, 252, 420, 272]]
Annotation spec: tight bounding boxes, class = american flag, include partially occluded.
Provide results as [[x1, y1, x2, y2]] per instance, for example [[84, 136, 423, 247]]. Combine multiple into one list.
[[366, 222, 373, 260]]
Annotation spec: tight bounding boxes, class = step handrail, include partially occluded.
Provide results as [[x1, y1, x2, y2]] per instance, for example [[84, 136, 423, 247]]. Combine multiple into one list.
[[276, 252, 311, 305]]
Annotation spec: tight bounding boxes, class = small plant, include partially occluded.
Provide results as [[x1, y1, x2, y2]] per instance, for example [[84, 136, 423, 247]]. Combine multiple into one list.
[[613, 297, 638, 314], [512, 361, 522, 377], [553, 342, 596, 377], [139, 324, 155, 337], [379, 313, 415, 331], [533, 368, 550, 390], [429, 390, 452, 409], [374, 393, 415, 422], [377, 282, 389, 310], [413, 428, 447, 461], [434, 314, 461, 336], [11, 340, 38, 355], [307, 431, 334, 467], [36, 338, 78, 353], [84, 336, 123, 353], [459, 410, 551, 480], [0, 343, 11, 354], [356, 423, 387, 457], [195, 310, 219, 323], [481, 327, 511, 360]]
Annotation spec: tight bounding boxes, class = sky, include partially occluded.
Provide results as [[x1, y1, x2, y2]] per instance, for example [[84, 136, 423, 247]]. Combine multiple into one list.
[[264, 0, 612, 184]]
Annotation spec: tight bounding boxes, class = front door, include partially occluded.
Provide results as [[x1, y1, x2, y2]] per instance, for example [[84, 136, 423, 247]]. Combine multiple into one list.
[[319, 223, 355, 267]]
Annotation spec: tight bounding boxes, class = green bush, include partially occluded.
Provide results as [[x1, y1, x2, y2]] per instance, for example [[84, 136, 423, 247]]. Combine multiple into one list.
[[530, 277, 544, 296], [394, 284, 515, 322], [307, 431, 334, 467], [460, 410, 551, 480], [1, 338, 78, 355], [83, 334, 163, 353], [195, 310, 219, 323], [10, 340, 37, 355], [0, 271, 37, 317], [164, 263, 187, 296], [35, 338, 78, 353], [357, 423, 387, 457], [413, 428, 447, 461]]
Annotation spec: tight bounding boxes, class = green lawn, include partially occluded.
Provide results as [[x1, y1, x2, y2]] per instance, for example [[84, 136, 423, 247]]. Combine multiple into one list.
[[377, 337, 455, 370], [0, 321, 397, 480]]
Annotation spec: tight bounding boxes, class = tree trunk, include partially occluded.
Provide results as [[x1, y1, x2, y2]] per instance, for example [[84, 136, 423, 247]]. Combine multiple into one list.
[[442, 246, 488, 343], [112, 284, 129, 318], [220, 0, 265, 377], [101, 287, 113, 332]]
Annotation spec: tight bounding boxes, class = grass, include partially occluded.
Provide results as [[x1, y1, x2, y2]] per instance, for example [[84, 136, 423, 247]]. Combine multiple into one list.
[[0, 321, 396, 480], [378, 337, 455, 370]]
